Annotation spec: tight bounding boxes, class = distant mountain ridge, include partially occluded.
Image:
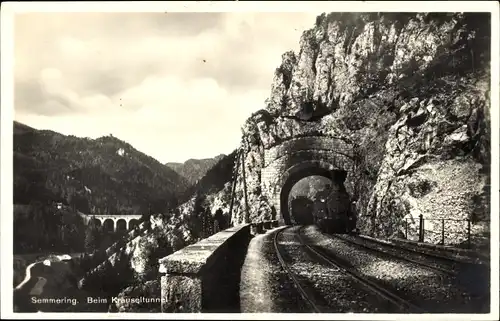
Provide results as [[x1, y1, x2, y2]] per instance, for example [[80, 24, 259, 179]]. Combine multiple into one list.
[[166, 154, 226, 185], [13, 121, 190, 215]]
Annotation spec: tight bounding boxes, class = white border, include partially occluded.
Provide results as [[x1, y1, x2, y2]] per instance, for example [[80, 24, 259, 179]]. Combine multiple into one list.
[[1, 1, 499, 320]]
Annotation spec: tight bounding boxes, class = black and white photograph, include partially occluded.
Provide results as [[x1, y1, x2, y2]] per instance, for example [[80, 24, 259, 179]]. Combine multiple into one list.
[[1, 1, 499, 319]]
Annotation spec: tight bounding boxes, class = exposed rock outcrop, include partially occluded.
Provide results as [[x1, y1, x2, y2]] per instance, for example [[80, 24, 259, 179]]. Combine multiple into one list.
[[228, 12, 490, 246]]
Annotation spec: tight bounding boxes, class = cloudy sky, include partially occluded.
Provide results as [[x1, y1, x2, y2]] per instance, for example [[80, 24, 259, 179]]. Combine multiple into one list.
[[14, 12, 322, 163]]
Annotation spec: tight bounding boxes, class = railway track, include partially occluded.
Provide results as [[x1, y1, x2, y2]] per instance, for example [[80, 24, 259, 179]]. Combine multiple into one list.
[[328, 233, 458, 276], [273, 226, 424, 313], [273, 227, 323, 313]]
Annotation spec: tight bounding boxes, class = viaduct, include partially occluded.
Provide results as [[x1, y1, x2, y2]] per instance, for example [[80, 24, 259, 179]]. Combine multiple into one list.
[[78, 212, 141, 232]]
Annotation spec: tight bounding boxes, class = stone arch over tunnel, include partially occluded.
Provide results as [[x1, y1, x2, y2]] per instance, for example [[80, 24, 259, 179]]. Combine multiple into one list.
[[261, 135, 355, 199], [241, 134, 356, 226], [277, 160, 348, 225]]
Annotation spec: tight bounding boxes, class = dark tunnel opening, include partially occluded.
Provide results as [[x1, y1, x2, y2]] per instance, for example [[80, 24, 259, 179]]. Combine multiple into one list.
[[280, 166, 351, 228], [288, 175, 331, 225]]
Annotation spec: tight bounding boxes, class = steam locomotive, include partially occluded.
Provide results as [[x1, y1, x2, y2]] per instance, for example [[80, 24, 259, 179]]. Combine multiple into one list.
[[312, 187, 357, 234]]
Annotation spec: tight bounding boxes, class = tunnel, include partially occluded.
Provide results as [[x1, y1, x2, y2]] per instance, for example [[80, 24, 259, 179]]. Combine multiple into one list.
[[290, 196, 315, 225], [279, 162, 349, 226]]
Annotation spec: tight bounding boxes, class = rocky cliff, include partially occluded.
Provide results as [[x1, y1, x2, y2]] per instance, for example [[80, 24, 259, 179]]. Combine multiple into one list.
[[228, 12, 491, 246]]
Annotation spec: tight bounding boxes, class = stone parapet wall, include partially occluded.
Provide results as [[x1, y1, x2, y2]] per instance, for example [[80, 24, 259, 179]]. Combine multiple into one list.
[[158, 223, 253, 313]]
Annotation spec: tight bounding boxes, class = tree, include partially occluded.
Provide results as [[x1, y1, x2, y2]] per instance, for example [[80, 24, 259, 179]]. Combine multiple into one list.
[[203, 213, 213, 237], [191, 192, 207, 239], [141, 207, 152, 230], [63, 214, 86, 252], [143, 235, 173, 281], [85, 219, 102, 253], [214, 208, 227, 231]]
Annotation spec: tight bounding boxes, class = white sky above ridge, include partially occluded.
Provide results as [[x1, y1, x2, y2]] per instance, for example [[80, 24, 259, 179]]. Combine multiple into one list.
[[13, 12, 322, 163]]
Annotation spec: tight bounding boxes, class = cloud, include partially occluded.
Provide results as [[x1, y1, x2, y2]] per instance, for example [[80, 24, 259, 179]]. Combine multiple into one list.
[[14, 12, 321, 163]]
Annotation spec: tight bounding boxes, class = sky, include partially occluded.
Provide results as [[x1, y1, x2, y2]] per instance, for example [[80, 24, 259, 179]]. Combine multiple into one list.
[[13, 12, 322, 163]]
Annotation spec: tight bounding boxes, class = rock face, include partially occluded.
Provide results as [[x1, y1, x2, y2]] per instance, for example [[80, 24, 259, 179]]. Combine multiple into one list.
[[228, 12, 491, 246]]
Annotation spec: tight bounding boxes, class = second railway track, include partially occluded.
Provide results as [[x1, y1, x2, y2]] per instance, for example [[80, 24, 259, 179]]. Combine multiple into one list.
[[273, 226, 425, 313], [327, 233, 458, 276]]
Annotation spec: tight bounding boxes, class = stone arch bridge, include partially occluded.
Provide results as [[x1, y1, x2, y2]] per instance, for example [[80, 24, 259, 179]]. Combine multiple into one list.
[[78, 212, 141, 232]]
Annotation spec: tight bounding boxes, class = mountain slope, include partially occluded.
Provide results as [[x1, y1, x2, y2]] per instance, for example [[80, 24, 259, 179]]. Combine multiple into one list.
[[78, 151, 238, 311], [13, 121, 190, 215], [165, 154, 225, 185]]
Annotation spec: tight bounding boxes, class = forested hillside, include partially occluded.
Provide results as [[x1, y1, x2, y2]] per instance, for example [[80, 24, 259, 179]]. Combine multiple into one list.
[[14, 121, 189, 215], [166, 154, 225, 185], [77, 150, 239, 312]]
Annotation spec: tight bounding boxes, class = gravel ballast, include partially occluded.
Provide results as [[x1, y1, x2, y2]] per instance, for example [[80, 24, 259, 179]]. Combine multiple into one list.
[[276, 226, 407, 313], [239, 225, 489, 313], [301, 226, 489, 313], [338, 234, 461, 272]]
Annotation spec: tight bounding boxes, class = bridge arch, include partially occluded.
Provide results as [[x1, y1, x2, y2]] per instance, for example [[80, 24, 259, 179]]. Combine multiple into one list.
[[81, 214, 142, 233], [129, 219, 139, 230], [116, 219, 127, 232], [103, 219, 115, 233], [90, 218, 102, 229]]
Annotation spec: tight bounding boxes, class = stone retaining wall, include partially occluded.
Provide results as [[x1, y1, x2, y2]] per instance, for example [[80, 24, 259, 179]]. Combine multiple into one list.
[[159, 223, 249, 312], [158, 221, 279, 313]]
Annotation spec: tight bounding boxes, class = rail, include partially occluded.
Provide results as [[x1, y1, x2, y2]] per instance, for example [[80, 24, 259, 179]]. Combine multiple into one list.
[[273, 226, 422, 313], [296, 226, 423, 313], [273, 227, 323, 313], [329, 233, 457, 276]]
